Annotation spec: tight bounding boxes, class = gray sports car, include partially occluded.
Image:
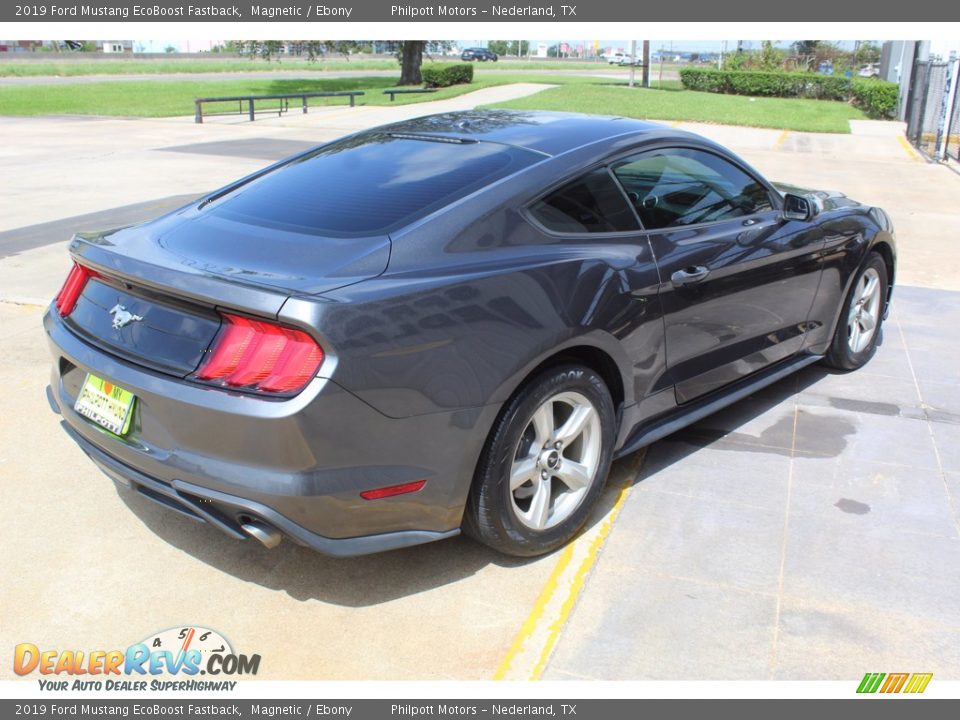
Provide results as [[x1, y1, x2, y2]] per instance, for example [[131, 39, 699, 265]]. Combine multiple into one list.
[[45, 110, 896, 557]]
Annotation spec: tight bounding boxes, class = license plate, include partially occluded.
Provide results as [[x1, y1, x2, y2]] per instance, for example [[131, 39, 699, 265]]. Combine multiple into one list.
[[74, 373, 136, 436]]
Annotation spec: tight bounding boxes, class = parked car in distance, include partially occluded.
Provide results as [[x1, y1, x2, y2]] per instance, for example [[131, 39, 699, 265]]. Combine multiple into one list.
[[45, 110, 896, 559], [607, 52, 640, 66], [461, 47, 498, 62], [858, 63, 881, 78]]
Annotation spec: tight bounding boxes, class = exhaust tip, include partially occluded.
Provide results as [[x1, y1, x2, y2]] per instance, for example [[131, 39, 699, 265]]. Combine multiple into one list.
[[240, 519, 282, 549]]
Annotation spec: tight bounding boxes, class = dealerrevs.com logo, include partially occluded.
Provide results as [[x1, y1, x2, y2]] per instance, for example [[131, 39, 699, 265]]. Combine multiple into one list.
[[14, 626, 260, 691]]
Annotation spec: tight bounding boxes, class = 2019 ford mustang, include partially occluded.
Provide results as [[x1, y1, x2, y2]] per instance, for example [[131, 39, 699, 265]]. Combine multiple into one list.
[[45, 110, 896, 557]]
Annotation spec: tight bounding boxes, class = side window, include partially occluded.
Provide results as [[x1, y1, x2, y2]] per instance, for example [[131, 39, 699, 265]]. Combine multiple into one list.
[[612, 148, 772, 230], [529, 169, 639, 234]]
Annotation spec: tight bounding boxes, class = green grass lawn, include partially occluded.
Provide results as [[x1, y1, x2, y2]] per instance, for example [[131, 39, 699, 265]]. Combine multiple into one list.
[[0, 57, 631, 77], [484, 84, 866, 133], [0, 74, 620, 117], [0, 72, 864, 133]]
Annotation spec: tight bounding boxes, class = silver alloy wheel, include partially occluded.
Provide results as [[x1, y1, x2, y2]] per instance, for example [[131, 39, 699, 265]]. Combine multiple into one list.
[[509, 390, 602, 531], [847, 267, 882, 354]]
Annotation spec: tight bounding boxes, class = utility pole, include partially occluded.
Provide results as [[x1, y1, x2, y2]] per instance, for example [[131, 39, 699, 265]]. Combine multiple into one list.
[[642, 40, 650, 87], [629, 39, 636, 87]]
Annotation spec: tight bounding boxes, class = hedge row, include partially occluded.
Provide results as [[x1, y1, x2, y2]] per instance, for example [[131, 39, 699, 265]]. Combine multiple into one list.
[[850, 80, 899, 119], [421, 63, 474, 88], [679, 67, 899, 119]]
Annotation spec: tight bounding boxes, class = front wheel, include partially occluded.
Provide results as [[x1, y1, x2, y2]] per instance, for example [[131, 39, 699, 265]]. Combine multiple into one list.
[[823, 252, 889, 370], [463, 364, 616, 557]]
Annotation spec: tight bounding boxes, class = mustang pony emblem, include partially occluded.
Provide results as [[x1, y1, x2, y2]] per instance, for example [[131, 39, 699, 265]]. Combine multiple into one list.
[[109, 304, 143, 330]]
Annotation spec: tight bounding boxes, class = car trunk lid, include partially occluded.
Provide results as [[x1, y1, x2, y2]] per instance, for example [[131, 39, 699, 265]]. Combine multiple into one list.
[[63, 209, 389, 378]]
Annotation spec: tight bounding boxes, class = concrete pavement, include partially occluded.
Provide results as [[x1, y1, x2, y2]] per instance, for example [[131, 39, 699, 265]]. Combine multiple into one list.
[[542, 286, 960, 680], [2, 85, 960, 682]]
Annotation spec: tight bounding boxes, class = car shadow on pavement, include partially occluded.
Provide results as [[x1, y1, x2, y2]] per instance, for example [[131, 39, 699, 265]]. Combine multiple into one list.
[[117, 488, 532, 607], [622, 346, 882, 491], [116, 346, 874, 607]]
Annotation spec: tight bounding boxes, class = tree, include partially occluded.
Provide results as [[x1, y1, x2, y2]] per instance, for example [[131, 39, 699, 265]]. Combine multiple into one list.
[[486, 41, 528, 57], [854, 41, 881, 65], [756, 40, 785, 70], [235, 40, 446, 85], [793, 40, 820, 56], [211, 40, 241, 54], [398, 41, 425, 85], [164, 45, 176, 54], [792, 40, 820, 70]]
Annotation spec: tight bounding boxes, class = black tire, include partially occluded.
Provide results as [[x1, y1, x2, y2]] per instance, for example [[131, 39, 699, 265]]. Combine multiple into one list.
[[823, 252, 889, 370], [463, 364, 616, 557]]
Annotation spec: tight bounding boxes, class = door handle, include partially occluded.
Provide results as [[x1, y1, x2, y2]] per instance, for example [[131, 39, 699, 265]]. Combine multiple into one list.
[[671, 266, 710, 287]]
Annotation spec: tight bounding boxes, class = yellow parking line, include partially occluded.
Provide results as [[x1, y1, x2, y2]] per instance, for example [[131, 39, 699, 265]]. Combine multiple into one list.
[[493, 544, 576, 680], [774, 129, 789, 149], [493, 453, 642, 681], [897, 134, 922, 162]]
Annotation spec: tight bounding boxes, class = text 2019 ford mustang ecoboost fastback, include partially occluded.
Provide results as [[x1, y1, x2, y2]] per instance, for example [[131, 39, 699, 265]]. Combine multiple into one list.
[[45, 111, 896, 557]]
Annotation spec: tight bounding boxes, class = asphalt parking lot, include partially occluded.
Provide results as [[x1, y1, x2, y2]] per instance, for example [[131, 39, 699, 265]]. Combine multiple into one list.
[[1, 86, 959, 681]]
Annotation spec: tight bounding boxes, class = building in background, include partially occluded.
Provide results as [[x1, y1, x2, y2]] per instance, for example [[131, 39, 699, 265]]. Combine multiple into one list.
[[100, 41, 133, 53]]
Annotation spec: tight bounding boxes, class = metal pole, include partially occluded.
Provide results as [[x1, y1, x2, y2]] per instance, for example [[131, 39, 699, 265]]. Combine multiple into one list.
[[642, 40, 650, 88], [935, 53, 959, 162], [916, 65, 932, 151], [629, 40, 636, 88]]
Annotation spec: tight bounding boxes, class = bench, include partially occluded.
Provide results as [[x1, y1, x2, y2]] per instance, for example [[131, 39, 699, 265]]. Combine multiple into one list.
[[383, 88, 438, 102], [194, 91, 366, 124]]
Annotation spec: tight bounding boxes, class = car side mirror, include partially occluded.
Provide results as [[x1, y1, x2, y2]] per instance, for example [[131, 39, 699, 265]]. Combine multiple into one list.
[[782, 193, 816, 222]]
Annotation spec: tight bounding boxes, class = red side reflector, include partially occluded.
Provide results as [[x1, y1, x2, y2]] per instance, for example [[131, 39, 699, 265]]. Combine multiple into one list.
[[193, 313, 325, 395], [55, 263, 96, 317], [360, 480, 427, 501]]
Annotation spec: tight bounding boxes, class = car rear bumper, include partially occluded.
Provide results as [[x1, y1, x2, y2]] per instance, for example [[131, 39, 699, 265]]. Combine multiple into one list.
[[44, 307, 500, 556], [53, 413, 458, 556]]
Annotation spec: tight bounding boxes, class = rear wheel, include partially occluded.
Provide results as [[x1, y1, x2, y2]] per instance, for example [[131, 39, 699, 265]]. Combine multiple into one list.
[[464, 364, 616, 557], [823, 252, 888, 370]]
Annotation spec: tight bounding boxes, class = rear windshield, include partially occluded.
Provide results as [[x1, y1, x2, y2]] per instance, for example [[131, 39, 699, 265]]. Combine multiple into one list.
[[206, 134, 541, 237]]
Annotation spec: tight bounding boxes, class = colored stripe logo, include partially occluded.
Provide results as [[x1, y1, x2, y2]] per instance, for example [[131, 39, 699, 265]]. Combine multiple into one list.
[[857, 672, 932, 694]]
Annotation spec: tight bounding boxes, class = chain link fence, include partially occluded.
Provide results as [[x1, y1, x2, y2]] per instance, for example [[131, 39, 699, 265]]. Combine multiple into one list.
[[905, 58, 960, 161]]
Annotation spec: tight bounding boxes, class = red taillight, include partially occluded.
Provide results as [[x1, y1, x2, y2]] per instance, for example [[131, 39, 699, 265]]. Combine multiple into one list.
[[359, 480, 427, 501], [55, 263, 96, 317], [194, 313, 324, 395]]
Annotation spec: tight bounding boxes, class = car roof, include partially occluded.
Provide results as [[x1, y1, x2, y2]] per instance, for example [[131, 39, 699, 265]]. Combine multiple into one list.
[[374, 110, 665, 157]]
